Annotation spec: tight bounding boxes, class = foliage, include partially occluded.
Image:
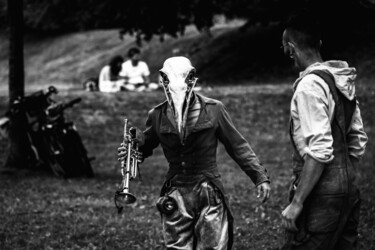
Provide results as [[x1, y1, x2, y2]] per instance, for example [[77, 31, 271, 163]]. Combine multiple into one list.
[[1, 0, 375, 42], [2, 21, 375, 91]]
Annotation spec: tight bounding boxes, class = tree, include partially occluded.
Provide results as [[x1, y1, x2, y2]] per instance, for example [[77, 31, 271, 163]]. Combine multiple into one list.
[[5, 0, 30, 169], [1, 0, 374, 42]]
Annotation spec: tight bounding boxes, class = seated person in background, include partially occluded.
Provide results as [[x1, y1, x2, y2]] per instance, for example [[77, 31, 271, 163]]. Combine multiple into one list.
[[99, 55, 126, 92], [119, 47, 159, 91]]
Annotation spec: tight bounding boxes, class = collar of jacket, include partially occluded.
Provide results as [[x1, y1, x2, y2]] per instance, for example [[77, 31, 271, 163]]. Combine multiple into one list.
[[157, 93, 216, 135]]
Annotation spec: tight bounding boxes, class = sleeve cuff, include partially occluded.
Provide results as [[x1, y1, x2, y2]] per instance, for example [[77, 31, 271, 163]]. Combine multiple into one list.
[[303, 147, 334, 163], [349, 153, 363, 159], [254, 174, 270, 187]]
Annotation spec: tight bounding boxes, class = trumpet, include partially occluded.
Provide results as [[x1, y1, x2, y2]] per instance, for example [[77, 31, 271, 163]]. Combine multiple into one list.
[[114, 118, 142, 213]]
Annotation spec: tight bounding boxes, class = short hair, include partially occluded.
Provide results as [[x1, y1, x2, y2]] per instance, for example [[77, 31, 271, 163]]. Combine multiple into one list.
[[285, 10, 322, 51], [127, 47, 141, 58]]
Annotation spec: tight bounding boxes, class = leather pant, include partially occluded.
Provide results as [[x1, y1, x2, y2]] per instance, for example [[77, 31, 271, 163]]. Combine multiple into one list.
[[160, 175, 229, 250]]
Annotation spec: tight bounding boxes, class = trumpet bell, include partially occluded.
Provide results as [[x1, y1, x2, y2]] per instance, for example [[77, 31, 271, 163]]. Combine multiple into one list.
[[114, 190, 137, 212]]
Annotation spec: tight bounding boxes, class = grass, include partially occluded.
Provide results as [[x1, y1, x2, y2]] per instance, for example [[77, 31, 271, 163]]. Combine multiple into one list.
[[0, 20, 375, 249], [0, 81, 374, 249]]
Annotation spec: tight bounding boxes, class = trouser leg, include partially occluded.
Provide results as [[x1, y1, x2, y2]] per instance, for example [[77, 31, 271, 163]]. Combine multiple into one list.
[[161, 188, 195, 250], [334, 198, 361, 250], [195, 182, 229, 250], [282, 231, 334, 250], [161, 181, 229, 250], [282, 201, 360, 250], [281, 194, 361, 250]]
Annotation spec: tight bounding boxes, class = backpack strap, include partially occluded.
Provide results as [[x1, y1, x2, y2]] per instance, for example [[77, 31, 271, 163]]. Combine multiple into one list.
[[309, 70, 356, 141]]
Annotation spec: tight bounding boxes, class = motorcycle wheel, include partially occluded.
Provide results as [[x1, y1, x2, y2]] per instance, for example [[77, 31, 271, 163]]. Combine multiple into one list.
[[40, 129, 66, 177]]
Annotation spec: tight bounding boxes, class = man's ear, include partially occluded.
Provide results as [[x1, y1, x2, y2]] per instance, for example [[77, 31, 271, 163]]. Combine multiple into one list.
[[287, 42, 296, 56], [288, 42, 296, 50]]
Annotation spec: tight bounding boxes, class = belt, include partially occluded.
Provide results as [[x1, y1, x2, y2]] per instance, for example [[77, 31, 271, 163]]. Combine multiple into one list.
[[167, 174, 207, 187], [168, 162, 217, 175]]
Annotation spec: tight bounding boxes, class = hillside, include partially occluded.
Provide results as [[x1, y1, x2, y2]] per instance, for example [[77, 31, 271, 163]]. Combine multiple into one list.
[[1, 22, 375, 250], [1, 21, 375, 93]]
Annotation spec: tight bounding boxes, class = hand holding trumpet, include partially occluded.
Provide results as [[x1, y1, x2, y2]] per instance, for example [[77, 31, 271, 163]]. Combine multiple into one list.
[[114, 120, 144, 212], [117, 127, 145, 162], [117, 142, 144, 163]]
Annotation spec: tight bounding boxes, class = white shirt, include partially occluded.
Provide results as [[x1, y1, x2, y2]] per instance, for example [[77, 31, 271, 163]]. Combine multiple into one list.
[[291, 61, 367, 163], [98, 65, 124, 92], [119, 60, 150, 84]]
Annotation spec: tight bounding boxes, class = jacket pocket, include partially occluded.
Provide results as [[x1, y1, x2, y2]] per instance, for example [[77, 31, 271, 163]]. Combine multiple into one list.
[[306, 194, 345, 233]]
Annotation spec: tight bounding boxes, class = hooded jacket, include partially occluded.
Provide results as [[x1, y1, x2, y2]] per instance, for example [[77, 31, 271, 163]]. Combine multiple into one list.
[[291, 60, 368, 163]]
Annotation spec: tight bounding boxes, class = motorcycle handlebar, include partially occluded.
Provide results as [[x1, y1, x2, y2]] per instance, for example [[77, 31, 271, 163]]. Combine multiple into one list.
[[65, 98, 82, 109], [9, 85, 58, 112], [47, 98, 82, 117]]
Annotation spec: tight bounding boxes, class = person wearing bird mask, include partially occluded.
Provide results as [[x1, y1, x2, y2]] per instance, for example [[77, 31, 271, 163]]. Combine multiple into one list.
[[118, 56, 271, 250]]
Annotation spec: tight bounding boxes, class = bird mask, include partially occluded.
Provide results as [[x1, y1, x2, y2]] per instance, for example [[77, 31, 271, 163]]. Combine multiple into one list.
[[159, 57, 198, 137]]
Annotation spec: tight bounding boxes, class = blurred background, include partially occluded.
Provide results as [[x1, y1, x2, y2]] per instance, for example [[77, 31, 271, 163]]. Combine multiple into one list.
[[0, 0, 374, 249], [1, 0, 375, 88]]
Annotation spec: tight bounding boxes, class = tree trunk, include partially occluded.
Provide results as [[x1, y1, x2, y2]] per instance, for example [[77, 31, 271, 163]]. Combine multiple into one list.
[[5, 0, 29, 169]]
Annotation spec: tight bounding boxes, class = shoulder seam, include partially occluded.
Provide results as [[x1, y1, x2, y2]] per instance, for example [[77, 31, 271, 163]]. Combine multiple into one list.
[[196, 93, 218, 105]]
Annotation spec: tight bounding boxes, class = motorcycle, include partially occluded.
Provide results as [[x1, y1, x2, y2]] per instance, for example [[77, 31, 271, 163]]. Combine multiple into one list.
[[1, 86, 94, 178]]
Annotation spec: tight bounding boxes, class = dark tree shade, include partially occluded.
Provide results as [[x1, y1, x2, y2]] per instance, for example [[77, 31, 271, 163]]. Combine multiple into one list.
[[5, 0, 30, 169], [0, 0, 374, 42], [8, 0, 24, 101]]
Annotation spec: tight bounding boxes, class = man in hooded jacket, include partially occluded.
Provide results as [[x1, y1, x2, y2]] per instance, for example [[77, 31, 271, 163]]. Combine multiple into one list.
[[118, 56, 271, 250], [280, 12, 368, 249]]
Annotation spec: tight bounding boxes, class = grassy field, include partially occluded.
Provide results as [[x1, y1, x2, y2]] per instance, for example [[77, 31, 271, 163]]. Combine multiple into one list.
[[0, 81, 374, 249], [0, 20, 375, 249]]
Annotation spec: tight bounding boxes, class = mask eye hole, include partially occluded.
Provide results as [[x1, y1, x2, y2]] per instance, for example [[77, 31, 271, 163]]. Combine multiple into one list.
[[159, 72, 169, 87], [185, 69, 196, 87]]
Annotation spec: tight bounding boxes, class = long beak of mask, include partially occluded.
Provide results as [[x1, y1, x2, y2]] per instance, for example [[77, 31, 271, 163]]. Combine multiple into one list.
[[159, 57, 198, 141]]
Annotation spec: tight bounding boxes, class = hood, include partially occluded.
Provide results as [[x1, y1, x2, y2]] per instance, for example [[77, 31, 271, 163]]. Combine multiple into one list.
[[299, 60, 356, 100]]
